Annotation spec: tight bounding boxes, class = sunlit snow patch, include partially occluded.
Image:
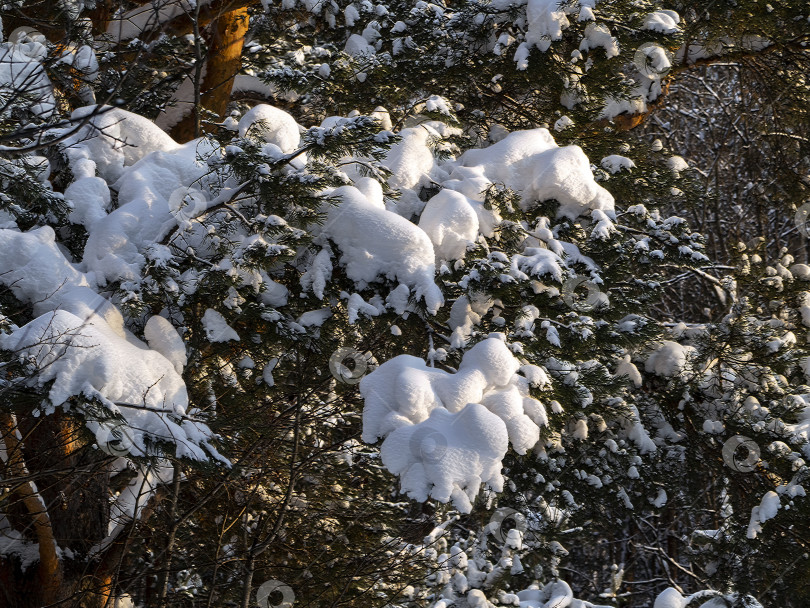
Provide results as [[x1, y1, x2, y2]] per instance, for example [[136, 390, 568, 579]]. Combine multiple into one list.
[[360, 337, 546, 512]]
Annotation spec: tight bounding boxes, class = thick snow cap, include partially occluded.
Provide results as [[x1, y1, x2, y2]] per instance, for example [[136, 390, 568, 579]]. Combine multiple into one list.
[[457, 128, 615, 220], [360, 337, 547, 512]]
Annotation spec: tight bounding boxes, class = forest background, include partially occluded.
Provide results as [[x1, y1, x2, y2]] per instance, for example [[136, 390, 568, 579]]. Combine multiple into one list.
[[0, 1, 809, 608]]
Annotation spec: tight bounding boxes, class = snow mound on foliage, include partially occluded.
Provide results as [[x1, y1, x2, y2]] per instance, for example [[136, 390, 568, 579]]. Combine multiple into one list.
[[65, 173, 112, 229], [237, 104, 301, 152], [360, 337, 546, 512], [83, 138, 219, 284], [202, 308, 240, 343], [645, 341, 696, 376], [601, 154, 635, 174], [344, 33, 376, 57], [747, 490, 780, 539], [47, 104, 226, 284], [2, 309, 186, 415], [526, 0, 569, 52], [455, 128, 615, 219], [0, 226, 91, 304], [381, 403, 508, 513], [0, 38, 55, 118], [0, 228, 219, 461], [384, 124, 444, 218], [652, 587, 762, 608], [517, 580, 574, 608], [383, 126, 614, 232], [58, 105, 180, 182], [418, 189, 479, 261], [144, 315, 187, 374], [321, 185, 444, 314], [654, 588, 686, 608], [643, 10, 681, 34]]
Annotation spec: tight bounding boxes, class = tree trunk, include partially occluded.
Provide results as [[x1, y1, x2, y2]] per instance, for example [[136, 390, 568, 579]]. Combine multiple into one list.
[[0, 408, 167, 608], [0, 413, 64, 606], [166, 7, 250, 142]]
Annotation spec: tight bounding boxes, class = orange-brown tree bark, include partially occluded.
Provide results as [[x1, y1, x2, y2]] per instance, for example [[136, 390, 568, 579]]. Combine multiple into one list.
[[167, 6, 251, 142], [0, 413, 64, 606]]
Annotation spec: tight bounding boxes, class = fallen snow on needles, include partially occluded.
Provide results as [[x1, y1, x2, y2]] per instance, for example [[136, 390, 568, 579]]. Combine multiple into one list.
[[360, 337, 547, 512]]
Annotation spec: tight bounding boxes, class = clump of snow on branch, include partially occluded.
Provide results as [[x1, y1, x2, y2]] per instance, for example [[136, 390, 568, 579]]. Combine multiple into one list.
[[452, 128, 615, 220], [643, 10, 681, 34], [0, 29, 55, 117], [360, 337, 547, 513], [0, 227, 221, 461], [317, 185, 445, 314]]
